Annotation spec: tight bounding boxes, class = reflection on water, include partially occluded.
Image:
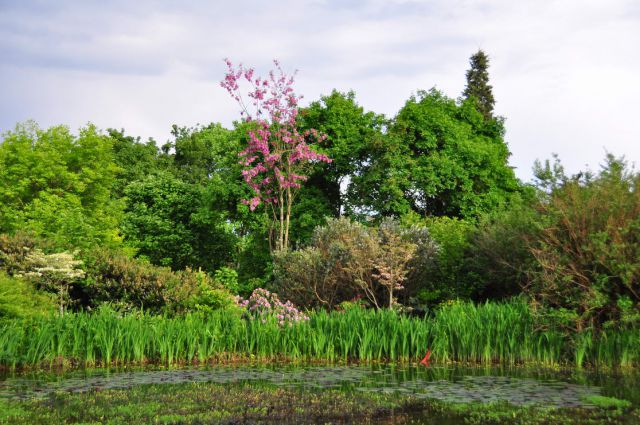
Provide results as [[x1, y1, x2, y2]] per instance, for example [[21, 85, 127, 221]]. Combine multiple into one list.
[[1, 364, 637, 408]]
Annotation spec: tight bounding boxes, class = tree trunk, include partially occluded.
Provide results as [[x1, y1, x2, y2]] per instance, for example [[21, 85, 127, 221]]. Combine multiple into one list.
[[59, 283, 66, 317], [279, 190, 285, 251], [284, 186, 292, 251]]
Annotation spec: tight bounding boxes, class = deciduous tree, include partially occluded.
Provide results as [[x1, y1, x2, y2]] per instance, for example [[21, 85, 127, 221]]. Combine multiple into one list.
[[221, 59, 331, 251]]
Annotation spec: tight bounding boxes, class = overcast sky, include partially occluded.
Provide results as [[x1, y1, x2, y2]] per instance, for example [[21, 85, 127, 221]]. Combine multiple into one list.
[[1, 0, 638, 181]]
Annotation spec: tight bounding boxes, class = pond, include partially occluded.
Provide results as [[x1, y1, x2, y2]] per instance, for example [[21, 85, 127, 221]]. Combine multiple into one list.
[[1, 364, 638, 409]]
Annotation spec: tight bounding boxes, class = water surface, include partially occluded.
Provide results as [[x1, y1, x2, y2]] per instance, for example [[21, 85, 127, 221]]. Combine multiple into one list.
[[2, 364, 637, 409]]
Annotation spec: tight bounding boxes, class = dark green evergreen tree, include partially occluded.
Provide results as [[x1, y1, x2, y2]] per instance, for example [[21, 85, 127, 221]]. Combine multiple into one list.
[[463, 50, 495, 121]]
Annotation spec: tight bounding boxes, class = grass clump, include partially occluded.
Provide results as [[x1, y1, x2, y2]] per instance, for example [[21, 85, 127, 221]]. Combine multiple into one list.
[[583, 395, 632, 410]]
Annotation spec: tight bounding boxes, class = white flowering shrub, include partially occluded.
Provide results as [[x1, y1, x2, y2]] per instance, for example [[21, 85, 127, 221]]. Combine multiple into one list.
[[20, 249, 85, 316]]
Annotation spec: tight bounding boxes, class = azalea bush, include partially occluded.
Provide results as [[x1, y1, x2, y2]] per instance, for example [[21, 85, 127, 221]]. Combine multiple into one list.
[[238, 288, 308, 325]]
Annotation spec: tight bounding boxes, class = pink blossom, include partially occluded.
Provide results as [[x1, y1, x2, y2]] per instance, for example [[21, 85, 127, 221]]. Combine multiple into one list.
[[221, 59, 331, 212], [236, 288, 308, 326]]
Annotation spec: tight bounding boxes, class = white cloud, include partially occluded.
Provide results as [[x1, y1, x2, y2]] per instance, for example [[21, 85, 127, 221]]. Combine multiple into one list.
[[1, 0, 638, 181]]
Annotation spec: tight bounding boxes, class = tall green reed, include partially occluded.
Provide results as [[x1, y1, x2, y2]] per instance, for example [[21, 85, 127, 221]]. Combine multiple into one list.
[[0, 299, 637, 369]]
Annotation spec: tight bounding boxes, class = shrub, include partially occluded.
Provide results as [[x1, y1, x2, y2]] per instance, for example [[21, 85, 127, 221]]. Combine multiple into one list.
[[0, 232, 44, 275], [272, 246, 345, 309], [213, 267, 239, 293], [527, 155, 640, 331], [20, 249, 85, 316], [185, 268, 240, 313], [400, 213, 469, 305], [273, 218, 373, 309], [461, 198, 541, 301], [274, 217, 437, 309], [0, 272, 55, 319], [374, 219, 419, 308], [1, 234, 236, 315], [1, 233, 86, 315], [239, 288, 309, 325], [80, 247, 233, 314]]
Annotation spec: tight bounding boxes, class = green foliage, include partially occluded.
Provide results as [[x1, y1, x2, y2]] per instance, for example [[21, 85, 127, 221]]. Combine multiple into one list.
[[0, 122, 122, 248], [164, 123, 272, 281], [121, 172, 236, 272], [527, 155, 640, 331], [424, 216, 474, 298], [401, 213, 473, 305], [0, 273, 55, 319], [211, 267, 264, 301], [108, 128, 165, 197], [122, 172, 197, 268], [462, 197, 541, 301], [183, 269, 240, 314], [212, 267, 239, 293], [301, 90, 387, 217], [0, 233, 244, 317], [287, 185, 335, 245], [170, 123, 236, 184], [352, 89, 520, 220]]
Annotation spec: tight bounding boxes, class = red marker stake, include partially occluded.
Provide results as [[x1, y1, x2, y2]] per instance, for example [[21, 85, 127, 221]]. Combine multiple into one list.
[[420, 349, 431, 366]]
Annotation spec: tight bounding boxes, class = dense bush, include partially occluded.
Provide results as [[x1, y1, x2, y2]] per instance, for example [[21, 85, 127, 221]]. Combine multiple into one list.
[[1, 233, 85, 314], [121, 172, 237, 273], [527, 156, 640, 331], [273, 218, 371, 309], [80, 247, 235, 314], [462, 198, 541, 301], [0, 233, 41, 275], [0, 273, 55, 319], [273, 217, 438, 309], [399, 214, 471, 306], [1, 234, 235, 315], [239, 288, 309, 325]]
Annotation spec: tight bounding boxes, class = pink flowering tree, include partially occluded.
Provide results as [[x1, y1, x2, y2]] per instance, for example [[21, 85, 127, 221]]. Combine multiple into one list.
[[221, 59, 331, 251]]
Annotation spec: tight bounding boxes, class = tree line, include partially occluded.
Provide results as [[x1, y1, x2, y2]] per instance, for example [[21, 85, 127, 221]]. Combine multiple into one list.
[[1, 50, 638, 333]]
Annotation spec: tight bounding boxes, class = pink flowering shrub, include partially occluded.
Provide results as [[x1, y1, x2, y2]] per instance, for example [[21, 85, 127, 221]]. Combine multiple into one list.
[[220, 59, 331, 251], [237, 288, 308, 326]]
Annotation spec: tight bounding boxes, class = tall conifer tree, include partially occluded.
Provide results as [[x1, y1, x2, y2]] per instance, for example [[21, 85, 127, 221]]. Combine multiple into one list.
[[463, 50, 495, 120]]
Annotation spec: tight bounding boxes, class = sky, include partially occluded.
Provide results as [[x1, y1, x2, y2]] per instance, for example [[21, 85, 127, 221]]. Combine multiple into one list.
[[1, 0, 639, 182]]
